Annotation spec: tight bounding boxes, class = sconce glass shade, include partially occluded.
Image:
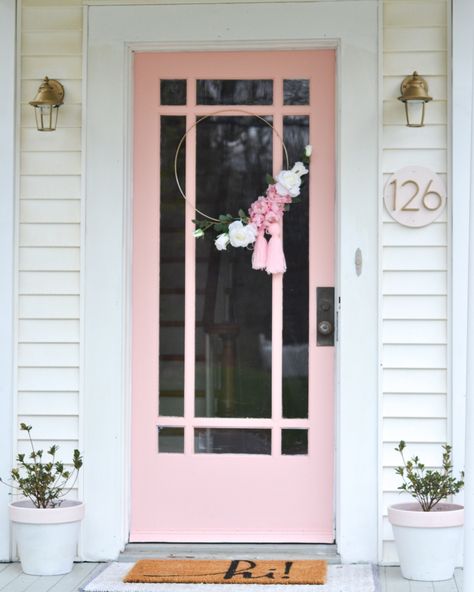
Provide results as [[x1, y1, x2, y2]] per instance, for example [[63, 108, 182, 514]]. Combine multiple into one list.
[[29, 77, 64, 132], [398, 71, 432, 127]]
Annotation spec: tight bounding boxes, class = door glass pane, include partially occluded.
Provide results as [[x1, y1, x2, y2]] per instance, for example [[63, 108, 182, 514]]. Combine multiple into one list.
[[197, 80, 273, 105], [281, 429, 308, 455], [195, 116, 273, 418], [161, 80, 187, 105], [159, 116, 186, 417], [282, 116, 309, 419], [158, 427, 184, 453], [195, 428, 271, 454], [283, 80, 310, 106]]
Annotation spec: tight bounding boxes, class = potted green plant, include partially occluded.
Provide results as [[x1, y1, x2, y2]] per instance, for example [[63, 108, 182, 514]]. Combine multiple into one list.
[[388, 440, 464, 581], [1, 424, 84, 575]]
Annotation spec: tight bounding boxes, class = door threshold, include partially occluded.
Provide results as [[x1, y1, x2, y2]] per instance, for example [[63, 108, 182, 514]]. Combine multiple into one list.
[[120, 543, 340, 563]]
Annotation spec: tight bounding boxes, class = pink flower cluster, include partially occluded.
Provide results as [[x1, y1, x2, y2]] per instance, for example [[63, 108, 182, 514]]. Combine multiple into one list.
[[248, 185, 293, 231]]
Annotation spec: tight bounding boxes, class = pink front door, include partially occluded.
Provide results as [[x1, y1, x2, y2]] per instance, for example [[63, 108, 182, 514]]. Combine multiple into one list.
[[131, 50, 335, 542]]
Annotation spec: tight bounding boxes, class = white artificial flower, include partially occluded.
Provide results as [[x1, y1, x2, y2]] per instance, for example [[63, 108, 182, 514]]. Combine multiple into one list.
[[305, 145, 312, 157], [193, 228, 205, 238], [275, 162, 309, 197], [275, 169, 302, 197], [215, 233, 230, 251], [228, 221, 257, 248], [291, 161, 308, 177]]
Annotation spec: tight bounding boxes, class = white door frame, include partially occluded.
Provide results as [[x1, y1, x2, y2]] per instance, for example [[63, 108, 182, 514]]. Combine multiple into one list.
[[84, 1, 379, 562], [453, 0, 474, 576], [452, 0, 474, 492], [0, 0, 17, 562]]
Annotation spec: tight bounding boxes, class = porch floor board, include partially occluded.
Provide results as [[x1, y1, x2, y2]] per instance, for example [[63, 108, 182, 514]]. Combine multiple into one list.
[[0, 562, 101, 592], [380, 567, 462, 592], [0, 564, 463, 591]]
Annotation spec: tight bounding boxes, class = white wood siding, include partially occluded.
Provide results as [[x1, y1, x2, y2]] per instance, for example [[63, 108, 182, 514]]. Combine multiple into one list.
[[381, 0, 449, 564], [18, 0, 82, 479]]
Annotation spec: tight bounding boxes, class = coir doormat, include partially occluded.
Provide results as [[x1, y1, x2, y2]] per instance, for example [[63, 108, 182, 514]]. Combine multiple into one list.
[[123, 560, 327, 585], [81, 562, 380, 592], [81, 563, 378, 592]]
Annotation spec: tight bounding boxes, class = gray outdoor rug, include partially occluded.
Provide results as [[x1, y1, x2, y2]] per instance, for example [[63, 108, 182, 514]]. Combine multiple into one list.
[[81, 562, 379, 592]]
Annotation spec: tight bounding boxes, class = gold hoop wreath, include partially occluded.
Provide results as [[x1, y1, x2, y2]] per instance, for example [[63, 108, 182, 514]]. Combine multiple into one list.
[[172, 109, 311, 274]]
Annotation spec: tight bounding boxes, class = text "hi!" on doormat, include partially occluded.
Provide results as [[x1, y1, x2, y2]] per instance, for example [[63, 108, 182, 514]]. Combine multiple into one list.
[[123, 559, 327, 585]]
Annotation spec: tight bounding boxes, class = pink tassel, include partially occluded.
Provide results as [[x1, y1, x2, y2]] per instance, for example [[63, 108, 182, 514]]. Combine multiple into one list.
[[252, 229, 268, 270], [265, 222, 286, 274]]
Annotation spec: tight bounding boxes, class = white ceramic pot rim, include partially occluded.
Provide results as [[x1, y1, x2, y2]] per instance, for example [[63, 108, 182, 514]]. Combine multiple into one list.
[[9, 500, 85, 525], [388, 502, 464, 528]]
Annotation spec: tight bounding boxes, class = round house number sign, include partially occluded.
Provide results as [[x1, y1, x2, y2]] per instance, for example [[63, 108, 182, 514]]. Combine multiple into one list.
[[383, 166, 446, 228]]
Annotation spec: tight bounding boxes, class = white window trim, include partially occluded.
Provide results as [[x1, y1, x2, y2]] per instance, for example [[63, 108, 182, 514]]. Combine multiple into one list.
[[0, 0, 17, 562], [84, 1, 380, 562]]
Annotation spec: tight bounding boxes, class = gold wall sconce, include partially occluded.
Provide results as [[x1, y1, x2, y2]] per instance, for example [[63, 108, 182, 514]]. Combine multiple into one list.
[[29, 77, 65, 132], [398, 71, 432, 127]]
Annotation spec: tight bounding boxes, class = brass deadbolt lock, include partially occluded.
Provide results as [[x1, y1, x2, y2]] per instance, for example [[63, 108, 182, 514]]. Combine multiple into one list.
[[317, 287, 335, 346]]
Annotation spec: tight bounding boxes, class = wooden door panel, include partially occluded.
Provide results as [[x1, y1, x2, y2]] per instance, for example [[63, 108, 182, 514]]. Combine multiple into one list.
[[132, 50, 335, 542]]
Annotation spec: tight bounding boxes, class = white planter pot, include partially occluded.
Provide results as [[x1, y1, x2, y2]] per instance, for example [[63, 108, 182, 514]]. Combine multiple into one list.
[[9, 500, 85, 576], [388, 502, 464, 581]]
